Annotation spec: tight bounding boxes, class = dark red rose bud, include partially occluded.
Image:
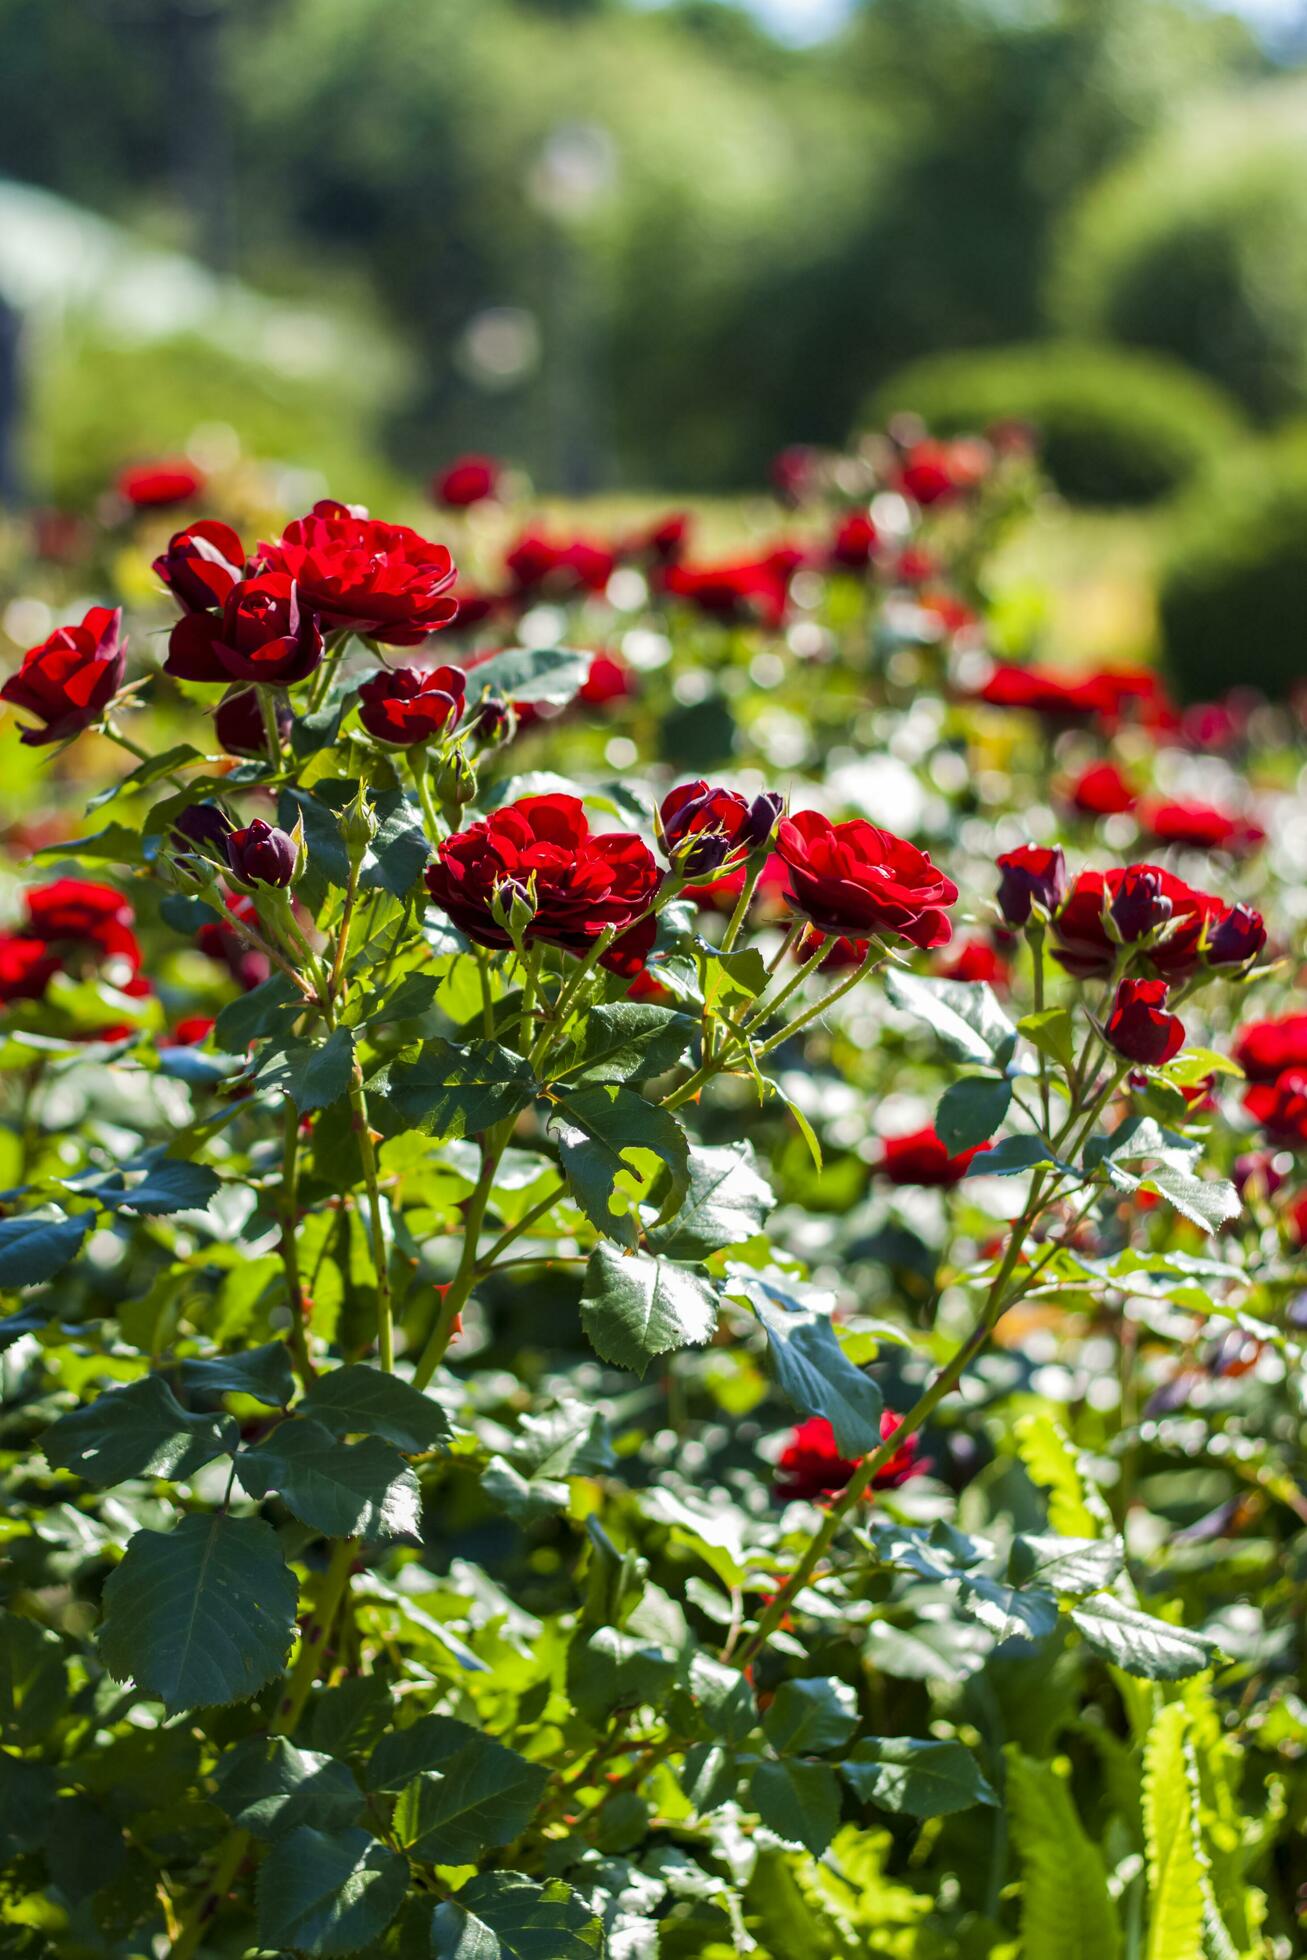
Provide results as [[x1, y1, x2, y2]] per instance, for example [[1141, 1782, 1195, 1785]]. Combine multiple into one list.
[[778, 811, 958, 948], [659, 782, 783, 875], [166, 574, 323, 687], [1207, 903, 1266, 968], [432, 454, 500, 509], [466, 695, 516, 748], [1105, 977, 1185, 1067], [1053, 866, 1224, 982], [227, 819, 297, 888], [171, 803, 233, 861], [1110, 866, 1173, 944], [153, 520, 246, 613], [995, 843, 1066, 927], [213, 688, 292, 759], [358, 664, 466, 746], [259, 500, 458, 646], [1, 606, 126, 746]]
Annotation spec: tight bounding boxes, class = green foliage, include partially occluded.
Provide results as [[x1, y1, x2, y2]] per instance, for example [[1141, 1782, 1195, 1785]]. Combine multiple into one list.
[[1007, 1750, 1121, 1959]]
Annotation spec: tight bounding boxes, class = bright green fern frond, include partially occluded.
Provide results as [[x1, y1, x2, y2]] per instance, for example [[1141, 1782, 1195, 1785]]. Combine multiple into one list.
[[1006, 1748, 1121, 1960]]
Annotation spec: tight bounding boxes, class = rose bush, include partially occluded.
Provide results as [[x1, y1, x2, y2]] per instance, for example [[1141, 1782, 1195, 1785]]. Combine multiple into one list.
[[0, 429, 1301, 1958]]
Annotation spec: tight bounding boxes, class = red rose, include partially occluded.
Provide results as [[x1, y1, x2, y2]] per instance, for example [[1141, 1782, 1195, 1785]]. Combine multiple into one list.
[[659, 782, 781, 875], [1139, 799, 1264, 856], [979, 663, 1100, 720], [213, 688, 292, 758], [660, 554, 796, 629], [1068, 761, 1136, 819], [161, 1016, 217, 1048], [24, 879, 141, 971], [1207, 903, 1267, 968], [1105, 977, 1185, 1066], [879, 1125, 989, 1186], [166, 573, 323, 687], [620, 512, 690, 567], [895, 547, 936, 585], [1050, 866, 1233, 982], [795, 929, 868, 972], [153, 520, 246, 613], [827, 511, 877, 573], [776, 810, 957, 948], [425, 794, 661, 961], [899, 440, 959, 506], [1234, 1015, 1307, 1084], [0, 935, 58, 1004], [995, 843, 1066, 928], [937, 938, 1010, 987], [227, 819, 297, 888], [432, 454, 500, 509], [1093, 667, 1177, 737], [1245, 1069, 1307, 1148], [258, 500, 458, 646], [775, 1411, 923, 1502], [117, 459, 205, 509], [580, 655, 631, 707], [1, 606, 126, 746], [503, 532, 615, 599], [357, 664, 466, 746]]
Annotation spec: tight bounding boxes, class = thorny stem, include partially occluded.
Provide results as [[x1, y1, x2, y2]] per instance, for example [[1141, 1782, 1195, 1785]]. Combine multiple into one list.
[[256, 684, 284, 766], [349, 1068, 394, 1374], [278, 1102, 315, 1387], [411, 1119, 513, 1389]]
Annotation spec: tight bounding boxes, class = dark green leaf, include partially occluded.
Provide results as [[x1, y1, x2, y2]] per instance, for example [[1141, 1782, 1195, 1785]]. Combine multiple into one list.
[[745, 1281, 882, 1458], [297, 1364, 450, 1452], [1068, 1595, 1217, 1679], [465, 645, 590, 705], [550, 1084, 689, 1249], [380, 1039, 536, 1139], [361, 798, 430, 899], [556, 1002, 696, 1085], [237, 1418, 421, 1541], [0, 1614, 68, 1746], [43, 1375, 237, 1487], [579, 1244, 718, 1376], [289, 1028, 356, 1114], [839, 1737, 997, 1816], [647, 1141, 774, 1259], [935, 1076, 1013, 1154], [1140, 1165, 1240, 1234], [1008, 1534, 1125, 1596], [566, 1626, 678, 1728], [687, 1653, 757, 1745], [109, 1158, 221, 1216], [0, 1212, 89, 1287], [99, 1514, 297, 1713], [748, 1759, 841, 1856], [885, 971, 1016, 1066], [1018, 1006, 1077, 1074], [391, 1730, 548, 1863], [257, 1824, 407, 1956], [214, 973, 303, 1053], [181, 1341, 296, 1407], [762, 1676, 859, 1755], [213, 1735, 362, 1840], [87, 743, 203, 810], [681, 1741, 739, 1814], [279, 786, 352, 899], [965, 1135, 1058, 1178], [432, 1872, 603, 1960]]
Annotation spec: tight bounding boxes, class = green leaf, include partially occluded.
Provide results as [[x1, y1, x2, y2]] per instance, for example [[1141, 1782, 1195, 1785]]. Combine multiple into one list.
[[762, 1676, 859, 1755], [107, 1157, 221, 1216], [43, 1375, 237, 1487], [935, 1075, 1013, 1153], [1069, 1596, 1216, 1680], [839, 1737, 998, 1817], [1014, 1412, 1112, 1538], [1140, 1165, 1240, 1235], [432, 1872, 604, 1960], [465, 644, 590, 705], [214, 972, 303, 1052], [98, 1513, 297, 1713], [555, 1002, 696, 1085], [181, 1340, 296, 1407], [748, 1759, 841, 1856], [380, 1039, 536, 1138], [87, 742, 203, 810], [361, 797, 430, 899], [885, 970, 1016, 1065], [566, 1626, 678, 1728], [744, 1280, 882, 1457], [647, 1140, 774, 1258], [0, 1212, 89, 1287], [579, 1244, 718, 1376], [289, 1027, 357, 1114], [391, 1729, 548, 1864], [1008, 1534, 1125, 1596], [1142, 1704, 1204, 1960], [33, 821, 151, 865], [297, 1364, 450, 1452], [687, 1652, 758, 1746], [966, 1134, 1058, 1177], [1019, 1006, 1077, 1074], [257, 1824, 408, 1956], [212, 1735, 362, 1840], [550, 1084, 689, 1249], [237, 1418, 421, 1541], [0, 1615, 68, 1747], [1007, 1750, 1121, 1960], [278, 786, 352, 897]]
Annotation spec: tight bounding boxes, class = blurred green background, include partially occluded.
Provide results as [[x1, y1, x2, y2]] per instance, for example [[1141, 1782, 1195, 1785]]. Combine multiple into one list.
[[5, 0, 1307, 683]]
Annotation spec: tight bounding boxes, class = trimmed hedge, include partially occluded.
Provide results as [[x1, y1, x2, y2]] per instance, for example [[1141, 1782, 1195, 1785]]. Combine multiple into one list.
[[1158, 426, 1307, 703], [869, 342, 1244, 507]]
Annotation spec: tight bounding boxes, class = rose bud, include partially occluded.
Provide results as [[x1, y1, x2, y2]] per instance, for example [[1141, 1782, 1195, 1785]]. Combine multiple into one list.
[[658, 782, 783, 875], [226, 819, 298, 888], [1105, 977, 1185, 1067], [1, 606, 126, 746], [166, 573, 324, 687], [434, 748, 477, 809], [152, 520, 246, 613], [467, 695, 516, 748], [214, 687, 293, 759], [432, 454, 500, 509], [357, 664, 466, 746], [1207, 902, 1266, 969], [995, 843, 1066, 927], [171, 803, 234, 864]]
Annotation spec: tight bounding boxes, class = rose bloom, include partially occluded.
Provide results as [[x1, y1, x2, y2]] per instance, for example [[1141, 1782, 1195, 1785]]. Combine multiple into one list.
[[24, 879, 141, 970], [1050, 865, 1262, 982], [995, 843, 1066, 927], [827, 511, 877, 573], [1105, 977, 1185, 1066], [160, 1015, 217, 1048], [979, 662, 1103, 720], [937, 937, 1011, 988], [1068, 760, 1136, 819], [777, 810, 958, 948], [879, 1125, 990, 1186], [214, 688, 293, 759], [432, 454, 500, 509], [504, 532, 615, 599], [166, 574, 324, 687], [660, 552, 797, 630], [116, 459, 205, 509], [358, 664, 466, 746], [1, 606, 126, 746], [1139, 799, 1265, 857], [259, 500, 458, 646], [425, 794, 661, 963], [1234, 1014, 1307, 1084], [0, 933, 58, 1004], [1245, 1069, 1307, 1148], [153, 520, 247, 613], [659, 782, 781, 875], [774, 1411, 923, 1503], [579, 654, 631, 708], [794, 928, 868, 972]]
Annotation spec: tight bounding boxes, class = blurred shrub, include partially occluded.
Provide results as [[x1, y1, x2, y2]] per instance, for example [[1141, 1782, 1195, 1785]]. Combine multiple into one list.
[[870, 342, 1244, 506], [1158, 425, 1307, 702], [1050, 80, 1307, 421]]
